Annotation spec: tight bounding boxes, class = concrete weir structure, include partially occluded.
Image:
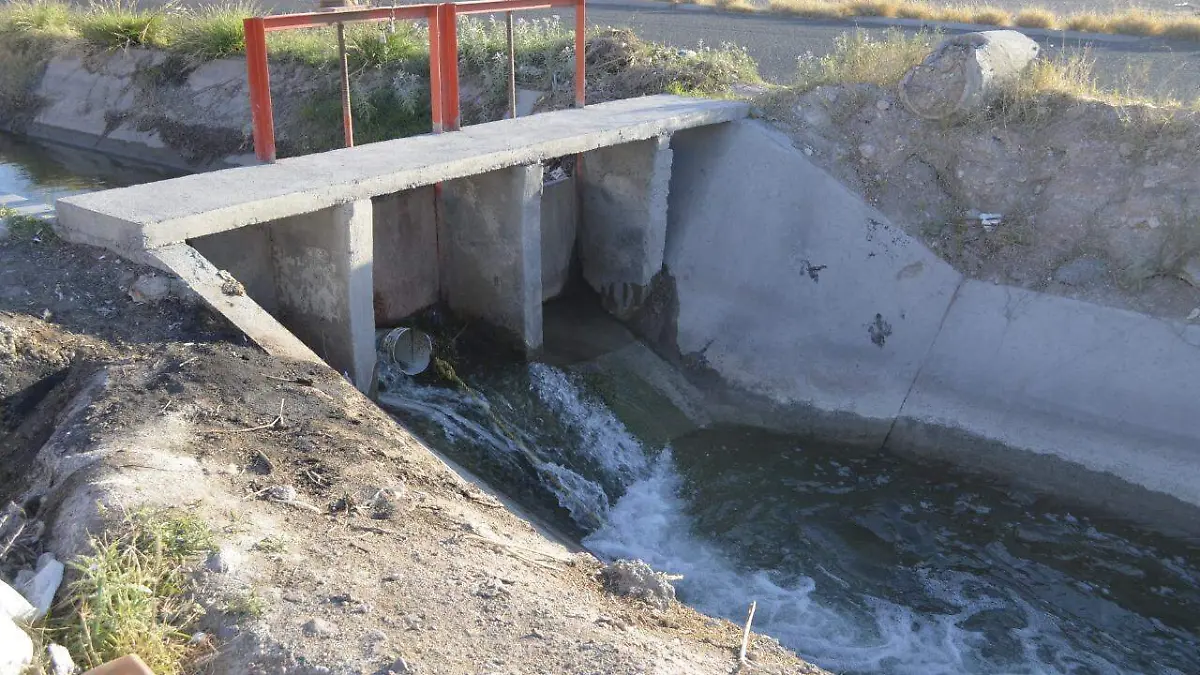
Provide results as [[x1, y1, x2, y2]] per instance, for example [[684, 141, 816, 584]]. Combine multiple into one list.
[[54, 95, 748, 390]]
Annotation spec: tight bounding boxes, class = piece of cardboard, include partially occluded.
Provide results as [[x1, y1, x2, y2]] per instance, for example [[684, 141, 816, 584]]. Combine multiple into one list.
[[82, 654, 156, 675]]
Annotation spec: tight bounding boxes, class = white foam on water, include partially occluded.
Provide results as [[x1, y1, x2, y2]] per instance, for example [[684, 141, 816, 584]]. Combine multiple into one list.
[[529, 363, 649, 486], [584, 453, 1021, 675]]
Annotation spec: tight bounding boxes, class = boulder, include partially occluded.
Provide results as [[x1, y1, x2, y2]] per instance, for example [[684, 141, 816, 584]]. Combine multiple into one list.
[[900, 31, 1040, 121]]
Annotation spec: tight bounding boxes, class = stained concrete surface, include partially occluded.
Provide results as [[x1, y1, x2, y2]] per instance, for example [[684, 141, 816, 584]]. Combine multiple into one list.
[[373, 187, 439, 326], [541, 178, 579, 302], [149, 244, 322, 365], [191, 222, 280, 313], [439, 164, 544, 353], [891, 280, 1200, 508], [662, 119, 963, 445], [580, 135, 673, 318], [652, 116, 1200, 518], [270, 200, 375, 390]]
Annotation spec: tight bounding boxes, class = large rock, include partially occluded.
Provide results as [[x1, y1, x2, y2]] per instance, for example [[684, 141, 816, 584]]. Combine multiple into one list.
[[900, 31, 1040, 121]]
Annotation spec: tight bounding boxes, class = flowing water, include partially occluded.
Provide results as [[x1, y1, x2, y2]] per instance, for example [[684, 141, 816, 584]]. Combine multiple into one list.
[[377, 354, 1200, 675]]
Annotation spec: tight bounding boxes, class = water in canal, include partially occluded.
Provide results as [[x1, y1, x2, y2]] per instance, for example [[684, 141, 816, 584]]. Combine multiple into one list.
[[0, 133, 168, 204], [377, 352, 1200, 675], [4, 135, 1198, 675]]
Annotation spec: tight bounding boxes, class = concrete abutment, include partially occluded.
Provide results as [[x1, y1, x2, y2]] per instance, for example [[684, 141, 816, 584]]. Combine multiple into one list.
[[579, 134, 673, 319], [439, 163, 545, 355], [270, 200, 376, 392]]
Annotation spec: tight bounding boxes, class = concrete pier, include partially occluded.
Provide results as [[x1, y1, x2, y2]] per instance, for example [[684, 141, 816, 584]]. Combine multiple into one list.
[[271, 200, 376, 390], [440, 164, 544, 354], [579, 135, 673, 318], [373, 187, 439, 326]]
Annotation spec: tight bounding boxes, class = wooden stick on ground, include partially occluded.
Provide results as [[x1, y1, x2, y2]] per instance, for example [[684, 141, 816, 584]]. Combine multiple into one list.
[[738, 600, 757, 664]]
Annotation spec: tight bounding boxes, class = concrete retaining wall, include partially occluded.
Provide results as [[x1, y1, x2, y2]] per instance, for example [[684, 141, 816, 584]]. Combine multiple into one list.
[[649, 118, 1200, 524], [658, 120, 962, 446], [21, 50, 257, 171]]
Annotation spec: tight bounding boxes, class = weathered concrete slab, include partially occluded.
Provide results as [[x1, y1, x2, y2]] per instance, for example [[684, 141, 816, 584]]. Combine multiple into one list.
[[890, 280, 1200, 508], [55, 96, 748, 253], [270, 200, 375, 391], [656, 120, 963, 445], [372, 187, 438, 325], [440, 164, 544, 354], [579, 135, 672, 318], [148, 244, 321, 365]]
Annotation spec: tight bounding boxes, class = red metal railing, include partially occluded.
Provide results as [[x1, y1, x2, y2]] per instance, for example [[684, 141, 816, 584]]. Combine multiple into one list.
[[446, 0, 587, 131], [244, 0, 587, 163]]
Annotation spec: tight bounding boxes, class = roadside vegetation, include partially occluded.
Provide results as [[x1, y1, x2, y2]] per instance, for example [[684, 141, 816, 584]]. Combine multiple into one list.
[[687, 0, 1200, 41], [14, 509, 214, 675], [785, 28, 1199, 128]]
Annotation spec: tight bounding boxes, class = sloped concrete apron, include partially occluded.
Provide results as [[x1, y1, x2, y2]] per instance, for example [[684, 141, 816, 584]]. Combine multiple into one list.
[[652, 119, 1200, 535]]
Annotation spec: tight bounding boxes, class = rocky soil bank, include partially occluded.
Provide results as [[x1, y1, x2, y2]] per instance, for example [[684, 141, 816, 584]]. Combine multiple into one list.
[[769, 84, 1200, 321]]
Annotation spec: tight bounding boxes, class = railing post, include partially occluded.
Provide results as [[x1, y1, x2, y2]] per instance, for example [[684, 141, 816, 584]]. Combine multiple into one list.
[[244, 17, 276, 162], [337, 21, 354, 148], [439, 3, 461, 131], [574, 0, 586, 107], [427, 5, 444, 133]]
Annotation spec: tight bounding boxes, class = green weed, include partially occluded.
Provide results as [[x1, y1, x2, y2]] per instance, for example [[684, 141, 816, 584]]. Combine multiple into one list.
[[52, 508, 214, 675], [167, 2, 258, 60], [76, 0, 170, 50]]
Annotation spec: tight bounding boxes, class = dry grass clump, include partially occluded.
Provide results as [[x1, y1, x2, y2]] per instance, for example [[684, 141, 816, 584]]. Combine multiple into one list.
[[787, 27, 1197, 117], [1105, 8, 1164, 36], [587, 28, 761, 100], [794, 27, 934, 90], [767, 0, 848, 18], [1061, 12, 1109, 32], [674, 0, 1200, 43], [967, 6, 1010, 26], [1013, 7, 1056, 28], [845, 0, 901, 17], [694, 0, 758, 10], [1162, 15, 1200, 40]]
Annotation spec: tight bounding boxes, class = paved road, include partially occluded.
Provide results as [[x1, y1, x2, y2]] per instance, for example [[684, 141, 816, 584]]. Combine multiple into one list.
[[569, 2, 1200, 97], [169, 0, 1200, 98]]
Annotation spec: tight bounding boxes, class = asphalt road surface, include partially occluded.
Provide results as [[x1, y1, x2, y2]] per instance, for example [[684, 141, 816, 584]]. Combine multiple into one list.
[[574, 3, 1200, 97], [153, 0, 1200, 98]]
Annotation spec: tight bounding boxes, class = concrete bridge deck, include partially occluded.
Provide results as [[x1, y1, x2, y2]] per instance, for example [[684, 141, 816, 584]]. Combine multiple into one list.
[[56, 95, 749, 390], [57, 95, 746, 250]]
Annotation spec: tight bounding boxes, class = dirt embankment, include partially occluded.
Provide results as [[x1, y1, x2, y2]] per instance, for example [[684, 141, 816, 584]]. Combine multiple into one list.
[[769, 84, 1200, 321], [0, 230, 826, 673]]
